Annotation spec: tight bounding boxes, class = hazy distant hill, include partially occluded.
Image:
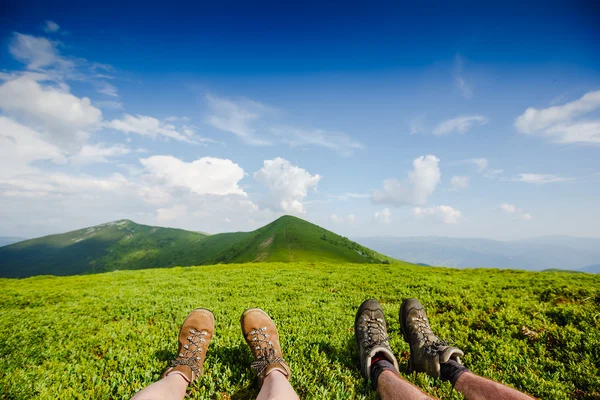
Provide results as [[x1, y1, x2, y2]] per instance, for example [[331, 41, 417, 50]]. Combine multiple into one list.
[[0, 216, 394, 278], [579, 264, 600, 274], [0, 237, 26, 247], [355, 236, 600, 272]]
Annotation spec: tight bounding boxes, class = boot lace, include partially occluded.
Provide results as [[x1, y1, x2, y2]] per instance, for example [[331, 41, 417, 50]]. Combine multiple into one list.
[[171, 328, 207, 376], [359, 316, 390, 354], [248, 327, 285, 377], [412, 313, 451, 356]]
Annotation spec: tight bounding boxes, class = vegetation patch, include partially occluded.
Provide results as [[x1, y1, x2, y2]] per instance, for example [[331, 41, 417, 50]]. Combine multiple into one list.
[[1, 263, 598, 399]]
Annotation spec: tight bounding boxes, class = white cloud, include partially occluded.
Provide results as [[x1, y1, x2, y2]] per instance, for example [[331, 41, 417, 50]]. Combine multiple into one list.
[[9, 33, 72, 72], [511, 173, 571, 184], [253, 157, 321, 214], [372, 155, 440, 206], [274, 126, 364, 156], [499, 203, 533, 221], [156, 204, 188, 223], [205, 94, 272, 146], [140, 156, 247, 196], [0, 75, 102, 147], [500, 203, 518, 213], [413, 205, 461, 224], [106, 114, 202, 143], [459, 158, 503, 178], [0, 117, 67, 177], [70, 143, 130, 164], [454, 54, 472, 99], [467, 158, 488, 172], [515, 90, 600, 144], [375, 208, 391, 224], [521, 213, 533, 221], [43, 21, 60, 33], [97, 82, 118, 97], [450, 175, 469, 189], [347, 214, 356, 224], [327, 192, 369, 201], [433, 115, 487, 136]]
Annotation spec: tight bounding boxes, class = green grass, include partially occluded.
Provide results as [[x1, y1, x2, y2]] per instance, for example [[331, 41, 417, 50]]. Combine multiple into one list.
[[1, 263, 599, 399], [0, 216, 394, 278]]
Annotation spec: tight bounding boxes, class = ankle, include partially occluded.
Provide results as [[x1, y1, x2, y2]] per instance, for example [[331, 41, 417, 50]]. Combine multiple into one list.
[[440, 359, 470, 386], [165, 370, 191, 386], [370, 354, 399, 390]]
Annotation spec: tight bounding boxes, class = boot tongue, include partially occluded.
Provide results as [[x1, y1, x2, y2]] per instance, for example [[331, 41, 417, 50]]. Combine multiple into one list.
[[439, 346, 465, 364]]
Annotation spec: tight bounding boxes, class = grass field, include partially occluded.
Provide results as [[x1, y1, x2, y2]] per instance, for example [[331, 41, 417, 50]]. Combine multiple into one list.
[[1, 262, 599, 399]]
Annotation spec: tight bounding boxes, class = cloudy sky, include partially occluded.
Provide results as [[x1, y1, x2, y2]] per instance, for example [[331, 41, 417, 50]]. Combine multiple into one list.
[[1, 2, 599, 239]]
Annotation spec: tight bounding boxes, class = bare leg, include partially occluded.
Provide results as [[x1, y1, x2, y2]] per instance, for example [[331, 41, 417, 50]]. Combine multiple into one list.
[[455, 372, 534, 400], [377, 370, 437, 400], [256, 370, 300, 400], [130, 373, 188, 400]]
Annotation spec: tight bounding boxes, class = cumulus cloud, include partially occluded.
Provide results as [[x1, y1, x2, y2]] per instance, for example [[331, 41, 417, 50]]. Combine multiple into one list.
[[372, 155, 441, 206], [253, 157, 321, 214], [374, 208, 391, 224], [450, 175, 469, 189], [0, 117, 67, 177], [511, 173, 571, 184], [413, 205, 461, 224], [515, 90, 600, 144], [499, 203, 533, 221], [433, 115, 487, 136], [43, 21, 60, 33], [106, 114, 206, 143], [0, 76, 102, 146], [140, 156, 247, 196]]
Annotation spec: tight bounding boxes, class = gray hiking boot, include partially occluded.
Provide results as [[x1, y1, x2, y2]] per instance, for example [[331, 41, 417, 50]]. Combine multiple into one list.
[[355, 299, 400, 381], [400, 298, 464, 378]]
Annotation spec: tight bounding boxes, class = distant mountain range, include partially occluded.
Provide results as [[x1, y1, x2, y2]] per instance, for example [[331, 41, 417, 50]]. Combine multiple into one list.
[[0, 237, 26, 247], [354, 236, 600, 272], [0, 216, 394, 278]]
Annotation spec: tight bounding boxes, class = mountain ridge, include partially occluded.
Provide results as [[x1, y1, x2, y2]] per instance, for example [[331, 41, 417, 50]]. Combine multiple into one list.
[[0, 216, 395, 278]]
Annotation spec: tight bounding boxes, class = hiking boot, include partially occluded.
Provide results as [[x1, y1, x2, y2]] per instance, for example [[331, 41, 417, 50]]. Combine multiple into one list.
[[400, 298, 464, 378], [241, 308, 291, 384], [354, 299, 400, 381], [162, 308, 214, 383]]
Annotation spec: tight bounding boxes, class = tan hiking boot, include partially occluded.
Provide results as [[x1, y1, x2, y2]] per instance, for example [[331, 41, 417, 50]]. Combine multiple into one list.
[[355, 299, 400, 382], [400, 298, 464, 378], [241, 308, 291, 384], [162, 308, 215, 383]]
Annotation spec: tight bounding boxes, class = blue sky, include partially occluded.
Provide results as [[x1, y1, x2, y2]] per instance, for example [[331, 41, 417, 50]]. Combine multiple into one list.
[[1, 1, 599, 239]]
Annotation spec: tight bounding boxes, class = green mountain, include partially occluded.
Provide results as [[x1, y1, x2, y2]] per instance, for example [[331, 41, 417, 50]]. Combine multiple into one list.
[[0, 215, 394, 278]]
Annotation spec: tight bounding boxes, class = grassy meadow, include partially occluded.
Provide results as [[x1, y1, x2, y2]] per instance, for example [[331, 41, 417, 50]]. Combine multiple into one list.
[[1, 262, 599, 399]]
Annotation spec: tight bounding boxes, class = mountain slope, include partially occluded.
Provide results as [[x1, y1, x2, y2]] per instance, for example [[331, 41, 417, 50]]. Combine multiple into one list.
[[0, 216, 395, 278], [0, 220, 209, 277]]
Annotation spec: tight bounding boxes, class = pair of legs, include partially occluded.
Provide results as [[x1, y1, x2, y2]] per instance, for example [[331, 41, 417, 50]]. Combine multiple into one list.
[[132, 308, 298, 400], [356, 298, 533, 400], [131, 369, 294, 400], [377, 369, 533, 400]]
